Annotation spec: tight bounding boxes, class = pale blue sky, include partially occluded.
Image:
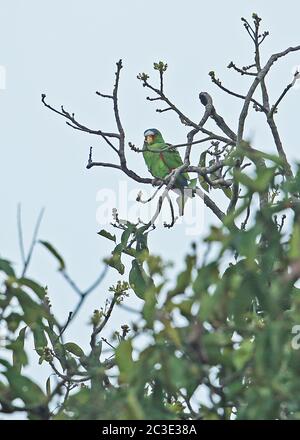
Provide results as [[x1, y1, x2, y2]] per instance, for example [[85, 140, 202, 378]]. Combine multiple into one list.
[[1, 0, 300, 405]]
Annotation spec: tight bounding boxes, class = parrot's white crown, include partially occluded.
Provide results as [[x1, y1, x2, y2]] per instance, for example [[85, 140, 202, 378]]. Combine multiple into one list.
[[144, 129, 156, 137]]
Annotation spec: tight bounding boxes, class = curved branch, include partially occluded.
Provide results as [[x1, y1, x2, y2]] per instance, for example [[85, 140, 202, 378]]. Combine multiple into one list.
[[209, 71, 267, 113], [199, 92, 237, 141], [237, 44, 300, 147]]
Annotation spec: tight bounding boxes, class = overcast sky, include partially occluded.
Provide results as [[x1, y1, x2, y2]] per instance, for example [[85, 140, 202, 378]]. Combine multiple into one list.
[[1, 0, 300, 411]]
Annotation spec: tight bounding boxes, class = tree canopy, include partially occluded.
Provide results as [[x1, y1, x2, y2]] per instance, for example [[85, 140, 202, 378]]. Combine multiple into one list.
[[1, 14, 300, 420]]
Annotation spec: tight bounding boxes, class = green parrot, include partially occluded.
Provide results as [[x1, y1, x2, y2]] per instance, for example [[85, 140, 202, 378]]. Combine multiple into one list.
[[143, 128, 190, 215], [143, 128, 189, 186]]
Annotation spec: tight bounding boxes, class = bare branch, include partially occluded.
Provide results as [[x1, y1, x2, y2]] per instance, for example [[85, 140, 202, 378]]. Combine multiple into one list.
[[57, 312, 73, 340], [140, 78, 200, 129], [241, 195, 253, 230], [137, 184, 164, 204], [41, 94, 120, 154], [86, 161, 122, 171], [209, 71, 267, 113], [241, 17, 256, 42], [43, 34, 300, 234], [146, 96, 161, 102], [269, 72, 299, 116], [202, 190, 227, 225], [266, 116, 293, 178], [253, 16, 270, 112], [49, 360, 91, 383], [21, 208, 45, 277], [96, 91, 113, 99], [227, 161, 241, 215], [59, 265, 108, 332], [237, 44, 300, 145], [113, 60, 126, 166], [90, 293, 117, 349], [117, 303, 140, 314], [17, 203, 26, 266], [163, 194, 177, 229], [156, 107, 172, 113], [199, 92, 237, 140], [279, 214, 287, 232], [227, 61, 257, 76]]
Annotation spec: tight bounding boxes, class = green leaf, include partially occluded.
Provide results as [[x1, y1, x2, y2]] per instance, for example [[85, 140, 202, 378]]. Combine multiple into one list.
[[289, 223, 300, 260], [97, 229, 116, 242], [44, 327, 68, 370], [64, 342, 85, 358], [39, 240, 65, 271], [11, 326, 28, 372], [0, 359, 12, 369], [5, 369, 46, 405], [232, 339, 254, 370], [135, 227, 149, 262], [105, 244, 125, 275], [234, 167, 275, 193], [199, 179, 210, 192], [66, 356, 79, 374], [18, 278, 47, 299], [235, 142, 285, 168], [121, 225, 134, 247], [167, 254, 195, 299], [222, 187, 232, 200], [32, 324, 48, 356], [38, 354, 46, 365], [14, 288, 45, 324], [188, 178, 198, 189], [115, 339, 135, 383], [164, 356, 196, 395], [129, 259, 154, 299], [198, 150, 207, 168], [126, 391, 145, 419], [0, 258, 15, 277], [163, 322, 182, 348], [143, 287, 157, 327], [46, 376, 51, 397], [198, 151, 210, 192], [175, 299, 193, 319], [193, 262, 219, 295], [6, 312, 23, 332]]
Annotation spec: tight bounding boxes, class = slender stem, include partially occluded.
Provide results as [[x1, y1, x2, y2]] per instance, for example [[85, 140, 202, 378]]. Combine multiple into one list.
[[17, 203, 26, 266], [22, 207, 45, 277], [90, 294, 117, 349], [59, 265, 108, 332]]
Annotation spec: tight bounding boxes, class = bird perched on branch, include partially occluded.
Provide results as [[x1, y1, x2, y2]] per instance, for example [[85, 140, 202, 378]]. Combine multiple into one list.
[[143, 128, 191, 215]]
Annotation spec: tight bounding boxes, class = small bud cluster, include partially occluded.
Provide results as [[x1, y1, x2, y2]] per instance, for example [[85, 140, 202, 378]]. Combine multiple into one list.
[[153, 61, 168, 73], [109, 280, 130, 304]]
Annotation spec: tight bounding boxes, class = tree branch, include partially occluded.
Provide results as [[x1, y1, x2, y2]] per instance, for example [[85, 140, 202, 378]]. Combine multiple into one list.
[[21, 207, 45, 277]]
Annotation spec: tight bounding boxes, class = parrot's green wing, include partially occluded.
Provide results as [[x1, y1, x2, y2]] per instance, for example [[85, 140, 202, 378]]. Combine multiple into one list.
[[143, 146, 170, 179], [142, 130, 189, 186], [161, 149, 189, 185]]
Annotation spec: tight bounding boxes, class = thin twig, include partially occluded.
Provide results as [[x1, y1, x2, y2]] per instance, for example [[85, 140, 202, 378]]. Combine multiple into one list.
[[209, 71, 266, 113], [17, 203, 26, 266], [60, 265, 109, 331], [269, 77, 297, 117], [90, 294, 117, 349], [22, 207, 45, 277]]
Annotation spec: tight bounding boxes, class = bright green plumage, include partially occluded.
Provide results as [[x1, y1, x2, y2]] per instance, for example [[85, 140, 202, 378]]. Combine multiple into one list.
[[142, 129, 189, 188]]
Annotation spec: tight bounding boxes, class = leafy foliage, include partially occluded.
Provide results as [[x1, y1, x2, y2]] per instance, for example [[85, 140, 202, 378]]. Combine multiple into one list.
[[2, 13, 300, 420], [2, 156, 300, 420]]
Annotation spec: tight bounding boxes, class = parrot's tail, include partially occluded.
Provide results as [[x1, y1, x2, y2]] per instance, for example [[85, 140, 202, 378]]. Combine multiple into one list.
[[173, 186, 205, 216], [175, 174, 189, 188]]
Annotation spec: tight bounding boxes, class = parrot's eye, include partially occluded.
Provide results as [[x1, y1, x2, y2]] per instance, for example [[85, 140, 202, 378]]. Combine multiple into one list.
[[145, 135, 154, 144]]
